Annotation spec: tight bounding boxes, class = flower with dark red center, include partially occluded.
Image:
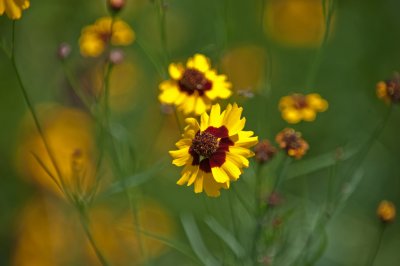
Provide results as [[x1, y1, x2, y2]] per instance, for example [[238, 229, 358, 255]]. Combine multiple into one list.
[[169, 103, 258, 197], [279, 93, 328, 124], [275, 128, 309, 159], [376, 74, 400, 104], [79, 17, 135, 57], [159, 54, 232, 115]]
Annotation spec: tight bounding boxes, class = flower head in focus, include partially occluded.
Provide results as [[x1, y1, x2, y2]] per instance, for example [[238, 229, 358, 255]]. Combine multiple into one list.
[[377, 200, 396, 223], [0, 0, 30, 20], [169, 103, 258, 197], [79, 16, 135, 57], [376, 74, 400, 105], [159, 54, 232, 115], [279, 93, 328, 124], [275, 128, 308, 159]]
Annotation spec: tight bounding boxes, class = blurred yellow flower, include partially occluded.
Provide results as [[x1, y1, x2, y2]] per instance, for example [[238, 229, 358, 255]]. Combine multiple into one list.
[[12, 196, 85, 266], [264, 0, 332, 47], [0, 0, 30, 20], [12, 196, 175, 266], [88, 200, 175, 265], [275, 128, 309, 159], [159, 54, 232, 115], [79, 16, 135, 57], [279, 93, 328, 124], [376, 75, 400, 105], [16, 104, 99, 198], [221, 45, 266, 92], [377, 200, 396, 223], [170, 103, 258, 197]]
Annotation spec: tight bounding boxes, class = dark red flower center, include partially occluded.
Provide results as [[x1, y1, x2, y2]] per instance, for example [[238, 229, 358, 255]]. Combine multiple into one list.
[[386, 80, 400, 102], [189, 126, 234, 173], [191, 132, 219, 158], [292, 94, 308, 109], [178, 68, 212, 96]]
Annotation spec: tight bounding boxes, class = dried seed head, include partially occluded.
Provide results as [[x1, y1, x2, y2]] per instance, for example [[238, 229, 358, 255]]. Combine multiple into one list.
[[254, 139, 277, 164], [275, 128, 309, 159]]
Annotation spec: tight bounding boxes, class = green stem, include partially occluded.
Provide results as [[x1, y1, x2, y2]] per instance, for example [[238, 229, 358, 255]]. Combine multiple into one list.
[[78, 207, 110, 266], [156, 0, 169, 67], [368, 224, 385, 266], [305, 0, 336, 89], [10, 21, 71, 200]]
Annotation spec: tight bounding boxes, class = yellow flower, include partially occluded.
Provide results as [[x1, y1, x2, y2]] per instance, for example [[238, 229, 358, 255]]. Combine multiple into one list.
[[79, 16, 135, 57], [159, 54, 232, 115], [0, 0, 30, 20], [377, 200, 396, 223], [275, 128, 309, 159], [376, 75, 400, 104], [169, 103, 258, 197], [279, 93, 328, 124], [264, 0, 333, 47], [16, 104, 99, 198]]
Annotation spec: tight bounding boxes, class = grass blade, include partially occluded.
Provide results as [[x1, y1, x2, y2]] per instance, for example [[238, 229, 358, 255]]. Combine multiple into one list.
[[181, 213, 221, 266]]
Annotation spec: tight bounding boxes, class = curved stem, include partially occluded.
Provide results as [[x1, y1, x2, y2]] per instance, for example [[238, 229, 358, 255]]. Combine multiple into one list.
[[305, 0, 336, 89], [78, 207, 110, 266], [11, 21, 71, 200], [368, 225, 385, 266]]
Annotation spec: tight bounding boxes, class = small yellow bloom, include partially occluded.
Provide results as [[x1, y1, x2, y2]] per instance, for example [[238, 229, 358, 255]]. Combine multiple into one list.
[[79, 16, 135, 57], [279, 93, 328, 124], [377, 200, 396, 223], [376, 75, 400, 104], [159, 54, 232, 115], [275, 128, 309, 159], [169, 103, 258, 197], [0, 0, 30, 20]]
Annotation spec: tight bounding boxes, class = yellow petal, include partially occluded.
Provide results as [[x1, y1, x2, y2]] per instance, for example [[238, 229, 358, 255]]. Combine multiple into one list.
[[200, 112, 210, 131], [209, 104, 223, 127], [229, 146, 254, 158], [194, 96, 208, 115], [187, 167, 199, 186], [301, 108, 316, 121], [194, 172, 204, 193], [187, 54, 210, 73], [282, 108, 301, 124], [211, 167, 229, 183], [222, 160, 241, 180], [226, 152, 249, 168], [158, 86, 181, 104], [168, 63, 184, 80]]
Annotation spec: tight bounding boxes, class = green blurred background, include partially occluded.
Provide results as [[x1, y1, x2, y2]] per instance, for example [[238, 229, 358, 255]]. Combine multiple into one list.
[[1, 0, 400, 265]]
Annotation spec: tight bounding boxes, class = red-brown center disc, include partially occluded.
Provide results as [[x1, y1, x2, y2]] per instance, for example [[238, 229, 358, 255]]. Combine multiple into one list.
[[191, 131, 219, 158], [178, 68, 212, 96]]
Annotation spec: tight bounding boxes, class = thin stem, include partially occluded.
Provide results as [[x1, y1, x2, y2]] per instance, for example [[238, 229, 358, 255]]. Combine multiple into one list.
[[173, 107, 184, 133], [156, 0, 169, 67], [305, 0, 336, 89], [368, 224, 385, 266], [78, 207, 110, 266], [11, 21, 71, 201]]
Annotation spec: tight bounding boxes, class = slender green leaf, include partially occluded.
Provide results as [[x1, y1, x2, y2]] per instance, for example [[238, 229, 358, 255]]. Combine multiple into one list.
[[136, 227, 202, 265], [204, 216, 246, 258], [286, 143, 359, 179], [181, 213, 221, 266], [100, 158, 167, 198]]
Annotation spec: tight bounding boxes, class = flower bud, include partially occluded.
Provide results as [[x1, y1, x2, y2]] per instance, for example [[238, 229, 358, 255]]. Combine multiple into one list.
[[57, 42, 71, 60], [377, 200, 396, 223], [107, 0, 126, 13], [254, 140, 277, 164]]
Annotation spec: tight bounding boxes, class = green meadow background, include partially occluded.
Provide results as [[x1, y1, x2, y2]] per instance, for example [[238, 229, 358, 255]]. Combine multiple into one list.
[[1, 0, 400, 265]]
